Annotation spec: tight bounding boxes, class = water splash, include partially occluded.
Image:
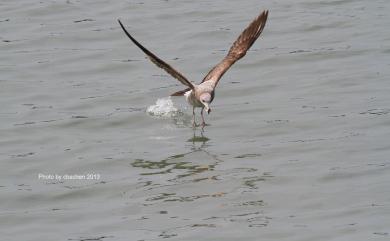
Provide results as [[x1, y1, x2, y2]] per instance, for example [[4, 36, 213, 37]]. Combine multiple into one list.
[[146, 97, 181, 118]]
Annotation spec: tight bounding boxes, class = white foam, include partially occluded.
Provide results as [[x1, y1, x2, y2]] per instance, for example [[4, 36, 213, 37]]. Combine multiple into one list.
[[146, 97, 180, 118]]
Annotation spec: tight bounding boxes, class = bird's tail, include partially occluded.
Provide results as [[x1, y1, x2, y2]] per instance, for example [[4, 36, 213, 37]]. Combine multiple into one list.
[[170, 88, 191, 96]]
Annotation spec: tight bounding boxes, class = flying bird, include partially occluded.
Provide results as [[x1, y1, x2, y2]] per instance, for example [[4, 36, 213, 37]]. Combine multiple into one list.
[[118, 10, 268, 127]]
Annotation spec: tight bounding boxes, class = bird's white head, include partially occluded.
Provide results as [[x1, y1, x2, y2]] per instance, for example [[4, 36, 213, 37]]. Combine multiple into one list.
[[200, 93, 212, 114]]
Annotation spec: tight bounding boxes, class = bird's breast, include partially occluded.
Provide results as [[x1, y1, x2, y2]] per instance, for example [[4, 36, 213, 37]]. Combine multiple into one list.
[[184, 90, 203, 107]]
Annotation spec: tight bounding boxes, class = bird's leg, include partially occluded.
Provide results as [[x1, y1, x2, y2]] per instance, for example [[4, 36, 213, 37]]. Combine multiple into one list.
[[192, 106, 196, 127], [201, 107, 206, 127]]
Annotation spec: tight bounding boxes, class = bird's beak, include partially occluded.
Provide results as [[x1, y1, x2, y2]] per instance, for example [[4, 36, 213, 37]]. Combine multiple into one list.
[[204, 103, 211, 114]]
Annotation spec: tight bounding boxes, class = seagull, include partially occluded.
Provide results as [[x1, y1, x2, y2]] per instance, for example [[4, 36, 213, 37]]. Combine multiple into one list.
[[118, 10, 268, 127]]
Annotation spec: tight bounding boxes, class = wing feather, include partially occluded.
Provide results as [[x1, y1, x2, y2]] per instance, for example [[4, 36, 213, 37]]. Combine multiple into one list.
[[118, 19, 195, 89], [201, 10, 268, 86]]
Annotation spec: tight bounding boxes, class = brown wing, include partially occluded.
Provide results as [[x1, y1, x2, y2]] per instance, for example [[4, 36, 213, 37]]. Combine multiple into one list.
[[118, 19, 195, 89], [201, 10, 268, 86]]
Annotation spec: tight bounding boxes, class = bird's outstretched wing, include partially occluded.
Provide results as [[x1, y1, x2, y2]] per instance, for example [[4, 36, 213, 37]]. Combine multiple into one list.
[[118, 19, 195, 89], [201, 10, 268, 86]]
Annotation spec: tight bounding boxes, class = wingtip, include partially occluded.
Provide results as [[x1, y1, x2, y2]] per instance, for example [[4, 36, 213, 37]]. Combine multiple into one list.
[[260, 10, 269, 27], [261, 9, 269, 18]]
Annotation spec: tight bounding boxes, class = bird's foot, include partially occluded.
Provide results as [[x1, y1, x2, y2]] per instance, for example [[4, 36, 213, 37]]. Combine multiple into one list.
[[192, 121, 209, 129]]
